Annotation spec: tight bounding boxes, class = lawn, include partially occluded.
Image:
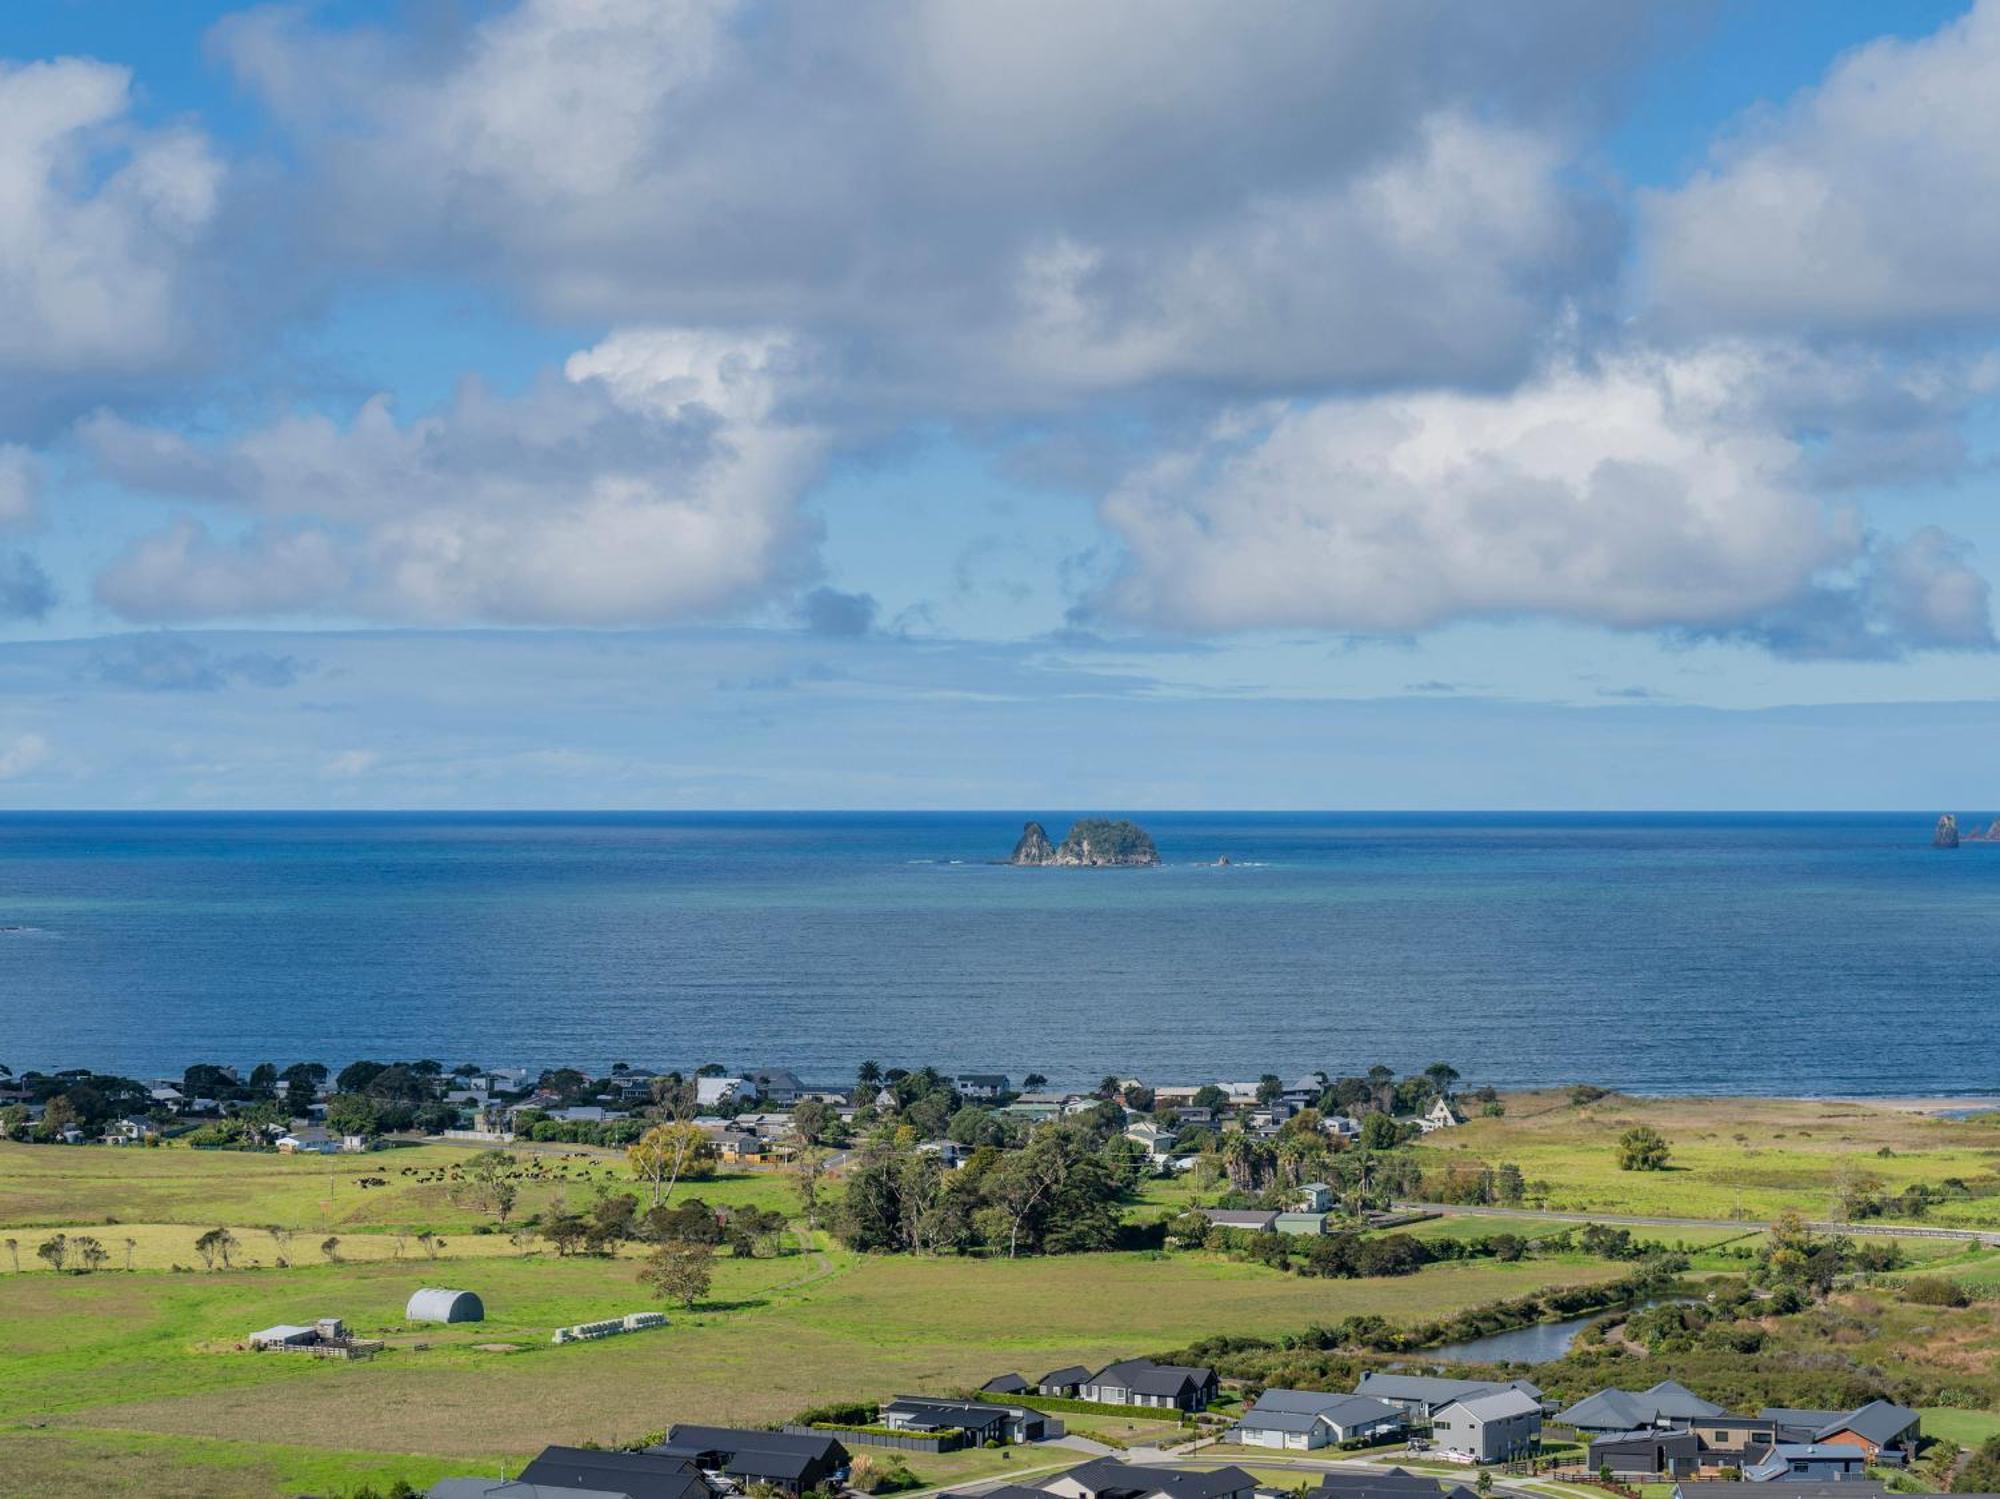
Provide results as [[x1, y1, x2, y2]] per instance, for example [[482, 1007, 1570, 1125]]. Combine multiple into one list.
[[1415, 1092, 2000, 1227]]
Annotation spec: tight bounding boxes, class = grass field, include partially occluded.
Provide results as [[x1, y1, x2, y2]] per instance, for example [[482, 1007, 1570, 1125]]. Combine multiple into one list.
[[1416, 1092, 2000, 1226]]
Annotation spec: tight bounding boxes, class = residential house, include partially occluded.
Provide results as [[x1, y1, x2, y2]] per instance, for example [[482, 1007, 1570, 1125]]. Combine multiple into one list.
[[509, 1445, 717, 1499], [1275, 1212, 1330, 1237], [1417, 1098, 1462, 1133], [1125, 1121, 1171, 1158], [1759, 1404, 1921, 1466], [1198, 1209, 1277, 1233], [1743, 1445, 1873, 1483], [1681, 1416, 1781, 1473], [1295, 1182, 1335, 1213], [956, 1074, 1011, 1100], [982, 1372, 1031, 1396], [1308, 1469, 1479, 1499], [101, 1117, 159, 1146], [1039, 1365, 1092, 1397], [1428, 1388, 1543, 1462], [1324, 1115, 1362, 1140], [1078, 1358, 1218, 1411], [1233, 1390, 1405, 1450], [277, 1127, 339, 1154], [880, 1395, 1050, 1444], [1041, 1458, 1256, 1499], [1558, 1383, 1728, 1435], [745, 1069, 807, 1105], [1676, 1486, 1910, 1499], [1589, 1429, 1704, 1478], [1282, 1076, 1329, 1108], [1352, 1374, 1543, 1420], [695, 1076, 755, 1108], [916, 1139, 973, 1168], [649, 1426, 848, 1497]]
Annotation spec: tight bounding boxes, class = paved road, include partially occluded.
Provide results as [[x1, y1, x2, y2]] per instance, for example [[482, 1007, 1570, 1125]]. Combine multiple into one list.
[[1395, 1200, 2000, 1247]]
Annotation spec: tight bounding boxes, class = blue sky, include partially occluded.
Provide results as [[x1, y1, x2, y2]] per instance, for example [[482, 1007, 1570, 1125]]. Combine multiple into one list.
[[4, 0, 2000, 807]]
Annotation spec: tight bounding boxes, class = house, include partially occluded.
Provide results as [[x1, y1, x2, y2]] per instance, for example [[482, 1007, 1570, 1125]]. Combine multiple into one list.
[[1743, 1445, 1873, 1483], [1041, 1458, 1256, 1499], [101, 1117, 158, 1146], [713, 1130, 770, 1164], [881, 1395, 1050, 1444], [1275, 1212, 1330, 1237], [1428, 1388, 1544, 1462], [1039, 1364, 1092, 1397], [746, 1069, 807, 1105], [982, 1372, 1031, 1396], [649, 1426, 848, 1496], [1078, 1358, 1218, 1411], [695, 1076, 755, 1108], [916, 1139, 972, 1168], [956, 1074, 1011, 1100], [1198, 1209, 1277, 1233], [1589, 1429, 1704, 1478], [277, 1128, 340, 1154], [1682, 1415, 1781, 1472], [1295, 1182, 1335, 1212], [1125, 1121, 1171, 1157], [1417, 1098, 1462, 1133], [1309, 1469, 1479, 1499], [1324, 1115, 1362, 1140], [1233, 1390, 1405, 1450], [1558, 1383, 1728, 1435], [1759, 1403, 1921, 1466], [248, 1323, 320, 1349], [1676, 1486, 1908, 1499], [509, 1445, 717, 1499], [1353, 1373, 1542, 1419]]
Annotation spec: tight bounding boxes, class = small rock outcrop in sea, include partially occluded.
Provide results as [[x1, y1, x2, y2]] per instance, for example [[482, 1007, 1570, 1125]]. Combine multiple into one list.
[[1935, 813, 1960, 848], [1009, 817, 1160, 867]]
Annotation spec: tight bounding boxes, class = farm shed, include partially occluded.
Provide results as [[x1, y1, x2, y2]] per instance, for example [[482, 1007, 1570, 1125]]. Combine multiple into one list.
[[406, 1287, 484, 1323]]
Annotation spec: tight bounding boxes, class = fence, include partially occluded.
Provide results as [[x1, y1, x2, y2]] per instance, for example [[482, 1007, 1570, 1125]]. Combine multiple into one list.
[[552, 1311, 668, 1345]]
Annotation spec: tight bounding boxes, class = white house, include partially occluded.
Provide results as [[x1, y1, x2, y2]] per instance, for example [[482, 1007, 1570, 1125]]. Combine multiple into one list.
[[696, 1076, 755, 1108], [1417, 1098, 1463, 1133], [1234, 1391, 1405, 1451]]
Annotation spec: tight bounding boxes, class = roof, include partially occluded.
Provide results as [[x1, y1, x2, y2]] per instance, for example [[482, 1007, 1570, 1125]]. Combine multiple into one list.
[[651, 1426, 845, 1484], [1745, 1443, 1871, 1478], [982, 1372, 1030, 1393], [1310, 1468, 1478, 1499], [1355, 1373, 1542, 1407], [1243, 1391, 1403, 1432], [1053, 1458, 1255, 1499], [1041, 1364, 1092, 1385], [1758, 1408, 1849, 1431], [1816, 1400, 1920, 1445], [1437, 1388, 1542, 1422], [430, 1483, 636, 1499], [883, 1397, 1010, 1433], [249, 1324, 315, 1343], [1200, 1209, 1277, 1228], [1090, 1358, 1213, 1398], [1674, 1487, 1900, 1499], [1558, 1382, 1726, 1429], [515, 1447, 713, 1499]]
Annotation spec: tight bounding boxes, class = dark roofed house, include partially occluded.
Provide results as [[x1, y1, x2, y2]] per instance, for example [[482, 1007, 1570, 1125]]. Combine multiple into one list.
[[430, 1482, 637, 1499], [511, 1445, 716, 1499], [1309, 1467, 1479, 1499], [1234, 1390, 1406, 1451], [983, 1372, 1031, 1396], [1042, 1457, 1256, 1499], [881, 1395, 1049, 1444], [650, 1426, 848, 1496], [1676, 1486, 1900, 1499], [1559, 1383, 1728, 1435], [1353, 1373, 1543, 1419], [1040, 1364, 1093, 1397], [1589, 1429, 1703, 1478], [1080, 1358, 1218, 1411], [1804, 1402, 1921, 1465], [1742, 1444, 1873, 1483]]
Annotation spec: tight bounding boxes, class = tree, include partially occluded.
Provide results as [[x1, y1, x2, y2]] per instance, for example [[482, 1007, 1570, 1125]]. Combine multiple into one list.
[[458, 1150, 520, 1222], [1617, 1125, 1671, 1171], [1423, 1062, 1461, 1097], [122, 1237, 138, 1271], [1358, 1112, 1403, 1151], [793, 1145, 829, 1232], [194, 1226, 239, 1270], [640, 1239, 714, 1310], [628, 1122, 715, 1207], [325, 1093, 380, 1137], [791, 1097, 831, 1144], [1191, 1084, 1228, 1112], [1022, 1073, 1047, 1090], [335, 1060, 387, 1094], [320, 1236, 341, 1263], [266, 1224, 295, 1267], [3, 1238, 17, 1272], [73, 1235, 109, 1273], [1255, 1073, 1284, 1104], [36, 1233, 68, 1273], [857, 1060, 883, 1088]]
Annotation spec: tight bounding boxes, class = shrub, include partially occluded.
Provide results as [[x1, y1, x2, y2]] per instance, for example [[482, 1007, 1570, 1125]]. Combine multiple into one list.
[[1903, 1276, 1969, 1308]]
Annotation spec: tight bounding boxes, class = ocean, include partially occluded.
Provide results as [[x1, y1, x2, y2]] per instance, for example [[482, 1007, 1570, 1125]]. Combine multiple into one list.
[[1, 811, 1996, 1095]]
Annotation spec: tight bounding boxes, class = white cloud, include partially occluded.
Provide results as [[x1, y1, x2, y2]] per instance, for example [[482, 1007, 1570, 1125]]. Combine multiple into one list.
[[1094, 345, 1994, 658], [90, 328, 827, 625], [211, 0, 1650, 406], [0, 58, 223, 383], [0, 732, 51, 780], [1643, 0, 2000, 333], [0, 446, 41, 527]]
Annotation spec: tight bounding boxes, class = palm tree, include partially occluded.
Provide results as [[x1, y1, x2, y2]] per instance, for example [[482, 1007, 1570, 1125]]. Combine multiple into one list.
[[857, 1060, 882, 1088]]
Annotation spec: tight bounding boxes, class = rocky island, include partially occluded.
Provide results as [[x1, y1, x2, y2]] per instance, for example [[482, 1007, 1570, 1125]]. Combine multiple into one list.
[[1009, 818, 1160, 866]]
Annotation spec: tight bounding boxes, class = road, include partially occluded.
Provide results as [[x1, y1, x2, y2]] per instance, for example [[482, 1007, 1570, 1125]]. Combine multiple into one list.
[[1394, 1200, 2000, 1247]]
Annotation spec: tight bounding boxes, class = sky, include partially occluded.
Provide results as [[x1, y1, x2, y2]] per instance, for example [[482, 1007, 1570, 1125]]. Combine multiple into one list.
[[3, 0, 2000, 808]]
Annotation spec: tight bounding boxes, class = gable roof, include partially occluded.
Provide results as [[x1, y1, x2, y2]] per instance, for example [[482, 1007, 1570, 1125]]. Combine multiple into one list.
[[1310, 1467, 1478, 1499], [883, 1397, 1011, 1434], [515, 1447, 713, 1499], [1041, 1364, 1092, 1385], [1243, 1390, 1402, 1432], [982, 1372, 1030, 1394], [1558, 1382, 1726, 1429], [1815, 1400, 1920, 1446], [1355, 1373, 1542, 1407], [1090, 1358, 1214, 1398], [1054, 1458, 1255, 1499], [1437, 1388, 1542, 1422], [650, 1426, 845, 1484], [430, 1483, 637, 1499]]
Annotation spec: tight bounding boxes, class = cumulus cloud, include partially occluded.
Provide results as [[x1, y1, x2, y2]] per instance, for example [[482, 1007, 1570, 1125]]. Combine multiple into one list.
[[0, 58, 224, 408], [0, 732, 51, 780], [87, 634, 308, 691], [1643, 0, 2000, 334], [1092, 345, 1994, 659], [210, 0, 1652, 405], [89, 328, 826, 625]]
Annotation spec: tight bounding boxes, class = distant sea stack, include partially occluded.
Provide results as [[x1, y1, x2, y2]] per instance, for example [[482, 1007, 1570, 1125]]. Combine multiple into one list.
[[1935, 814, 1961, 848], [1009, 818, 1160, 867]]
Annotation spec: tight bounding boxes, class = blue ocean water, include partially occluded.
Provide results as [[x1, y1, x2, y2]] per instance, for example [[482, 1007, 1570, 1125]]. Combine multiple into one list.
[[0, 811, 1996, 1095]]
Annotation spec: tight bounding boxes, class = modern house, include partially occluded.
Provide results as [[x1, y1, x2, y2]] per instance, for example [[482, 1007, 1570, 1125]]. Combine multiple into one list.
[[1041, 1458, 1257, 1499], [649, 1427, 847, 1496], [1589, 1429, 1704, 1478], [508, 1445, 717, 1499], [1079, 1358, 1219, 1411], [1309, 1469, 1479, 1499], [1743, 1445, 1874, 1482], [1233, 1390, 1405, 1450], [1352, 1373, 1543, 1420], [1760, 1404, 1921, 1465], [1428, 1388, 1544, 1462], [695, 1076, 755, 1108], [1039, 1365, 1093, 1397], [880, 1395, 1050, 1444], [955, 1074, 1011, 1100], [746, 1069, 808, 1105], [983, 1372, 1031, 1395], [1558, 1383, 1728, 1435], [1675, 1485, 1908, 1499]]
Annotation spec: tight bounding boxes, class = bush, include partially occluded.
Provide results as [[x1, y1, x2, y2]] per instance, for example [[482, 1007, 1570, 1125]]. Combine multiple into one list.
[[1903, 1275, 1969, 1308]]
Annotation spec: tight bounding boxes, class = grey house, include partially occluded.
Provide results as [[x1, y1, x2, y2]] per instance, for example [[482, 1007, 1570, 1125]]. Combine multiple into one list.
[[1743, 1444, 1873, 1482], [1199, 1209, 1278, 1233], [1079, 1358, 1218, 1411], [1589, 1429, 1704, 1478], [1429, 1388, 1543, 1462], [1353, 1373, 1542, 1420], [1039, 1364, 1092, 1397], [1309, 1469, 1479, 1499], [649, 1426, 848, 1496], [1234, 1390, 1405, 1450], [1042, 1458, 1256, 1499], [881, 1396, 1050, 1444]]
